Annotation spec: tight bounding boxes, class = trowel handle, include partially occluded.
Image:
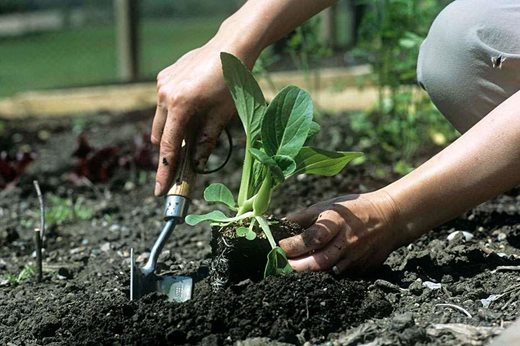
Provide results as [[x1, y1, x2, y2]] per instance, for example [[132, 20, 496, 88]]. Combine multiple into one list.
[[167, 141, 196, 198]]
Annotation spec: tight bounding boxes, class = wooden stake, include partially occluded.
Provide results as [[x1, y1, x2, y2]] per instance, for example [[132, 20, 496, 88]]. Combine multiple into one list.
[[34, 228, 43, 282], [33, 180, 45, 282]]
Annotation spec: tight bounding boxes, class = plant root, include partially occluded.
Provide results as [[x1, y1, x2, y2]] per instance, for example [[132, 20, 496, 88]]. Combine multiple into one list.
[[434, 303, 473, 318]]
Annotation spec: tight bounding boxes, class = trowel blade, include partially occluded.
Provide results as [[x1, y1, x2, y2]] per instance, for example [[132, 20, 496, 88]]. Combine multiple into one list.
[[157, 275, 193, 302], [130, 248, 193, 302]]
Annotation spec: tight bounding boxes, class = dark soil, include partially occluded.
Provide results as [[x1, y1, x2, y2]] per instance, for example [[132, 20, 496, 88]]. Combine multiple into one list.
[[0, 110, 519, 345]]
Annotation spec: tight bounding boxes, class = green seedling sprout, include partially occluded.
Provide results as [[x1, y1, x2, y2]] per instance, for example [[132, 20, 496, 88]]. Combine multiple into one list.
[[186, 52, 363, 277], [1, 265, 35, 285], [45, 195, 94, 226]]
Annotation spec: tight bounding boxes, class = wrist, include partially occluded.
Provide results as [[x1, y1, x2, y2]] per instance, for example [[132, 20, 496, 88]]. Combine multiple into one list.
[[378, 186, 424, 247], [366, 189, 408, 249], [213, 15, 265, 69]]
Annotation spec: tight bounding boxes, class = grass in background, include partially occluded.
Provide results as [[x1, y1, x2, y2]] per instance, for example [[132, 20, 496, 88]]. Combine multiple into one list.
[[139, 17, 221, 77], [0, 17, 221, 97]]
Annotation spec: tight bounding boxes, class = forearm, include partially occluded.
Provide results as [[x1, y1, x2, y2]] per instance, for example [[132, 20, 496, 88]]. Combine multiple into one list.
[[383, 90, 520, 244], [211, 0, 336, 66]]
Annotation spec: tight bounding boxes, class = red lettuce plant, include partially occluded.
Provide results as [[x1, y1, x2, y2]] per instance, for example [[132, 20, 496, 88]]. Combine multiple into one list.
[[0, 151, 35, 189]]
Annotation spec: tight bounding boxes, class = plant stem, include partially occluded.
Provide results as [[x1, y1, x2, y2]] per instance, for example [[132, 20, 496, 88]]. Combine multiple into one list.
[[256, 216, 276, 249], [249, 218, 256, 232], [237, 194, 256, 216], [215, 211, 254, 225], [237, 140, 253, 206], [253, 171, 272, 216]]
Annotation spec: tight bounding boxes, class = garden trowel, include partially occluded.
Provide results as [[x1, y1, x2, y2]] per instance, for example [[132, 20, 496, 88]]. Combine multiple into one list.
[[130, 143, 195, 303]]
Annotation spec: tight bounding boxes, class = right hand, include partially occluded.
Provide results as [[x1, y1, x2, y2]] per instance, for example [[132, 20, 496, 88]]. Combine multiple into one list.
[[151, 40, 245, 196], [279, 191, 403, 273]]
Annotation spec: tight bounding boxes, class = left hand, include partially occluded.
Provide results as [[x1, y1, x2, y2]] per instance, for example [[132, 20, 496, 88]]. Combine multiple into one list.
[[279, 191, 402, 273]]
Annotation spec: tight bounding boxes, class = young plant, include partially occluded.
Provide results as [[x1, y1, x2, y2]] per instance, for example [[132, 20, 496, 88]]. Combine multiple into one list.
[[45, 195, 94, 226], [1, 265, 35, 285], [186, 52, 362, 277]]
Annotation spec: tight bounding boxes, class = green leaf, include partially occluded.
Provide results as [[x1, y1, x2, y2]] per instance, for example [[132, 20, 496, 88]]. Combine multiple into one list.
[[293, 147, 364, 177], [307, 121, 321, 139], [221, 52, 266, 141], [185, 210, 229, 226], [264, 247, 293, 277], [249, 148, 275, 166], [262, 86, 313, 158], [274, 155, 296, 178], [203, 183, 236, 209], [236, 226, 249, 237], [245, 230, 257, 240], [250, 160, 265, 194], [250, 148, 284, 184]]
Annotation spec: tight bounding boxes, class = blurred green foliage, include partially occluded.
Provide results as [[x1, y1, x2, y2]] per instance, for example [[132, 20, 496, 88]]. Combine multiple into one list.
[[1, 265, 35, 285], [352, 0, 458, 174], [45, 195, 94, 226], [355, 0, 451, 87], [254, 17, 331, 81], [285, 17, 332, 75]]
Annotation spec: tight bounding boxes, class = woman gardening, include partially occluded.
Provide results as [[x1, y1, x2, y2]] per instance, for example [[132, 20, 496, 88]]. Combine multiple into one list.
[[150, 0, 520, 274]]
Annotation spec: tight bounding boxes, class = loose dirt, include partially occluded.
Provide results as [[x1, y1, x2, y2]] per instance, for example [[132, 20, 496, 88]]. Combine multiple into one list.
[[0, 110, 518, 345]]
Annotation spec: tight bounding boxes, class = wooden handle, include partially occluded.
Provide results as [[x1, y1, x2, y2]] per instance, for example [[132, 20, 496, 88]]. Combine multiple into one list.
[[167, 142, 196, 197]]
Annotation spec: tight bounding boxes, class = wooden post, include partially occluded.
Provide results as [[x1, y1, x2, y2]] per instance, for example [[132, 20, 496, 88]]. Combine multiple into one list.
[[114, 0, 139, 81], [320, 4, 337, 49]]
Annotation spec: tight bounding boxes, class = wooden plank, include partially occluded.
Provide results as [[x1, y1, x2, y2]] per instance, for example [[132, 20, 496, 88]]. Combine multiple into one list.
[[0, 66, 385, 118]]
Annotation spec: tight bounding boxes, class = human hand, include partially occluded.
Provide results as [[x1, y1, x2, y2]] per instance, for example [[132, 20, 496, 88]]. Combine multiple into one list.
[[150, 0, 338, 197], [151, 38, 256, 196], [279, 191, 402, 273]]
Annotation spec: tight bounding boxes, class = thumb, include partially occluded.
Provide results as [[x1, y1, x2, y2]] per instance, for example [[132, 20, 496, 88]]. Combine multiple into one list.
[[285, 206, 320, 229]]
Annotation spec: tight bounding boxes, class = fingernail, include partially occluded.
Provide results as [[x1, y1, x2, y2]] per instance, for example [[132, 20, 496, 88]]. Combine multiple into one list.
[[154, 181, 162, 196]]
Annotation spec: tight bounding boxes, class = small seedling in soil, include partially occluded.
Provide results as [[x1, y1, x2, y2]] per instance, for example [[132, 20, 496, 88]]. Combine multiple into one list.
[[1, 265, 35, 285], [45, 195, 94, 226], [186, 53, 362, 284]]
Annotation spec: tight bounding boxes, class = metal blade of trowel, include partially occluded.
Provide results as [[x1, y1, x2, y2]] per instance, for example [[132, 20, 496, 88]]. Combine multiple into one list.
[[130, 142, 195, 302], [130, 220, 193, 302]]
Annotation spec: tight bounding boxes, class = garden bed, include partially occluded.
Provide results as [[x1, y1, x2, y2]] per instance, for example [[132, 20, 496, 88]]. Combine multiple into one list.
[[0, 110, 519, 345]]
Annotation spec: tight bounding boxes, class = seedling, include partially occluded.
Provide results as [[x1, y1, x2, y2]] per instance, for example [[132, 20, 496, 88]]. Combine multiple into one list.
[[45, 195, 94, 226], [1, 265, 35, 285], [186, 52, 362, 277]]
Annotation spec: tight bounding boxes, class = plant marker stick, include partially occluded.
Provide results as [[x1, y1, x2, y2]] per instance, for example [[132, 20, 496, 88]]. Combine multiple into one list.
[[33, 180, 45, 282], [33, 180, 46, 243], [34, 228, 43, 282]]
